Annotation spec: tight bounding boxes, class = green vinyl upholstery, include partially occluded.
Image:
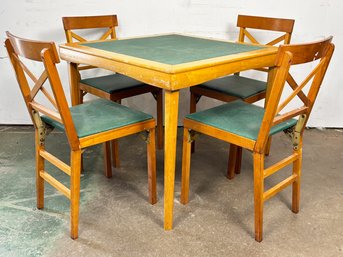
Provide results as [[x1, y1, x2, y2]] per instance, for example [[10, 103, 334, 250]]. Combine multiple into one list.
[[80, 74, 146, 94], [198, 75, 267, 99], [41, 99, 153, 138], [185, 100, 297, 141]]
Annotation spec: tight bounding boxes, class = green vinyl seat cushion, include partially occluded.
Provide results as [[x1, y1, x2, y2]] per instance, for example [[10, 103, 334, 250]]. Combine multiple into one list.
[[185, 100, 297, 141], [80, 74, 146, 94], [41, 99, 153, 138], [198, 75, 267, 99]]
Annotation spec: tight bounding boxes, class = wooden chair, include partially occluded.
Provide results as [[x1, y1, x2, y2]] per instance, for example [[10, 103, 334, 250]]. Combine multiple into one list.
[[190, 15, 295, 169], [5, 32, 157, 239], [181, 37, 334, 241], [62, 14, 163, 170]]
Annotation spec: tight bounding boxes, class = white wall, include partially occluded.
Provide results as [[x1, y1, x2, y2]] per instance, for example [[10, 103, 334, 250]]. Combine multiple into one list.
[[1, 0, 342, 127]]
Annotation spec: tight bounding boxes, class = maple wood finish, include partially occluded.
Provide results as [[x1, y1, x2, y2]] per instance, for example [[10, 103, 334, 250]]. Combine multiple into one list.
[[190, 15, 295, 167], [181, 37, 334, 241], [62, 14, 164, 154], [5, 32, 157, 239], [59, 33, 279, 231]]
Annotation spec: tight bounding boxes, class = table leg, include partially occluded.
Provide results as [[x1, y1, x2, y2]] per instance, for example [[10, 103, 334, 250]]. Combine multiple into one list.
[[68, 62, 80, 106], [164, 90, 179, 230]]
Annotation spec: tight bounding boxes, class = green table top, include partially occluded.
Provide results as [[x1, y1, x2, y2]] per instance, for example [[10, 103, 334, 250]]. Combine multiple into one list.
[[82, 34, 264, 65]]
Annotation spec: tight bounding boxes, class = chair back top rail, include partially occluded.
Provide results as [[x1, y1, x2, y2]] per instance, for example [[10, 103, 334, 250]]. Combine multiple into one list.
[[62, 15, 118, 30], [238, 15, 295, 33]]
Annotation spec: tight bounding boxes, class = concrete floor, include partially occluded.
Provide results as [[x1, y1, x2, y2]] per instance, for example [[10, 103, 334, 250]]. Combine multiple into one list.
[[0, 125, 342, 257]]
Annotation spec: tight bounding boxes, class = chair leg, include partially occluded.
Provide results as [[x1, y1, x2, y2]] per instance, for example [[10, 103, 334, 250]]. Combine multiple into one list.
[[103, 142, 112, 178], [35, 131, 44, 209], [70, 149, 82, 239], [292, 145, 302, 213], [190, 91, 197, 114], [147, 128, 157, 204], [190, 91, 197, 154], [265, 136, 272, 156], [180, 128, 192, 204], [111, 140, 120, 168], [156, 89, 163, 150], [80, 154, 84, 173], [79, 90, 84, 104], [235, 147, 242, 174], [109, 99, 122, 169], [227, 144, 238, 179], [253, 152, 265, 242]]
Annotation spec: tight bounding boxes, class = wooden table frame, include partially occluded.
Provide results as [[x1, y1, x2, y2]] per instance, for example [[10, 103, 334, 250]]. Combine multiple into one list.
[[59, 34, 278, 230]]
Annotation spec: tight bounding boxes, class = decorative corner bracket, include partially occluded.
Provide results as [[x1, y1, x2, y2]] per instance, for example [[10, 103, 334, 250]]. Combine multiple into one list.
[[151, 92, 159, 101], [139, 130, 151, 144], [187, 129, 199, 143], [292, 114, 307, 150], [284, 114, 307, 150], [195, 94, 202, 104], [31, 110, 53, 145]]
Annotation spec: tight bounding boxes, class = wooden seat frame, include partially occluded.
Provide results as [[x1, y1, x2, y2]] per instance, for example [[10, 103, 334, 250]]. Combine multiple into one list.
[[181, 37, 334, 242], [5, 32, 157, 239], [62, 15, 163, 171], [190, 15, 295, 168]]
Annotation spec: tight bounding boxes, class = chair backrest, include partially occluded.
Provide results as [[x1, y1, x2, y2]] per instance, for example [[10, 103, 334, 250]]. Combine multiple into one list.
[[237, 15, 295, 45], [236, 15, 295, 74], [254, 37, 334, 153], [62, 14, 118, 72], [5, 32, 79, 150], [62, 14, 118, 43]]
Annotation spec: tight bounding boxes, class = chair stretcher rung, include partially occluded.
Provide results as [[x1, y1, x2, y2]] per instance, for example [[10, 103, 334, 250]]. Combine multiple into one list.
[[264, 153, 299, 178], [263, 174, 297, 201], [40, 150, 71, 176], [78, 65, 95, 70], [40, 171, 71, 199]]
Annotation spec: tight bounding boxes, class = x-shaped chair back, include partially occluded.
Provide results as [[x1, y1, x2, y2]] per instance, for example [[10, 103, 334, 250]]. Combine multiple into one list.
[[237, 15, 295, 73], [237, 14, 294, 45], [5, 32, 79, 150], [62, 15, 118, 72], [255, 37, 335, 153], [63, 15, 118, 42]]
